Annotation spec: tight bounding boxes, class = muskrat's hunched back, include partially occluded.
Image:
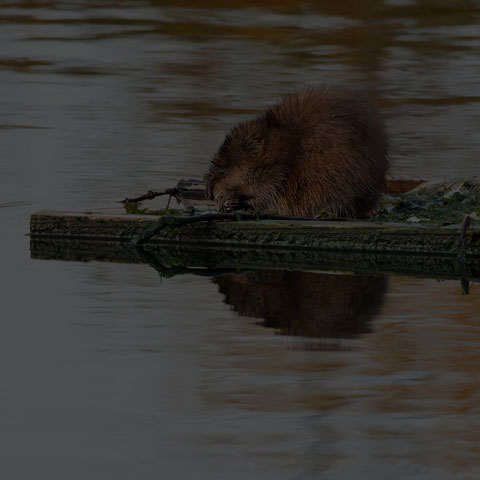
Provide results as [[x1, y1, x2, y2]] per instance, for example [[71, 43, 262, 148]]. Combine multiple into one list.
[[206, 86, 389, 218]]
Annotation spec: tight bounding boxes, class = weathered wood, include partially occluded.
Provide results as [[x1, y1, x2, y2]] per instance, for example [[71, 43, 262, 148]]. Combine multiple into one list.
[[385, 178, 425, 194], [30, 210, 480, 256]]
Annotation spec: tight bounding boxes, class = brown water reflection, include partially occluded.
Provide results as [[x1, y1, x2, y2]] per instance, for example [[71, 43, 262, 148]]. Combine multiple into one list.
[[214, 271, 388, 341], [201, 276, 480, 477]]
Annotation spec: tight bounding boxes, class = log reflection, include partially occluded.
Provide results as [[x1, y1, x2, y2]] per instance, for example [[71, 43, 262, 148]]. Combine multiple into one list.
[[213, 271, 388, 339]]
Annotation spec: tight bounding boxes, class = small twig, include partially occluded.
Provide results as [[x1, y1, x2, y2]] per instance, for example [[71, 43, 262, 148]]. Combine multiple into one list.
[[128, 212, 313, 247], [459, 214, 472, 295], [120, 188, 177, 204], [120, 187, 195, 214]]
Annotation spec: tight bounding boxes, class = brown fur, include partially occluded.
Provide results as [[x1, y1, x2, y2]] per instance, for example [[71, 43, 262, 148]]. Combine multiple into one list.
[[206, 86, 389, 218]]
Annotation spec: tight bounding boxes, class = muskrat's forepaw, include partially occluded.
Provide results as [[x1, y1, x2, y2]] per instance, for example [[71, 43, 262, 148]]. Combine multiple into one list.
[[221, 199, 240, 212]]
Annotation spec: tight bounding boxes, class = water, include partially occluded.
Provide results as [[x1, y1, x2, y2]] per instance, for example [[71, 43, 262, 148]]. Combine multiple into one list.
[[1, 1, 480, 478]]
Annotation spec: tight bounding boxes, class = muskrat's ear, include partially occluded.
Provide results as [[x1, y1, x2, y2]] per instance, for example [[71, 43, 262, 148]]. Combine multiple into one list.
[[242, 134, 263, 155]]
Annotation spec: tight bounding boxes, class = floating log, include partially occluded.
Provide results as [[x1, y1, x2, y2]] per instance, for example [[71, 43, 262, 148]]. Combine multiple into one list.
[[29, 177, 480, 285], [30, 210, 480, 256]]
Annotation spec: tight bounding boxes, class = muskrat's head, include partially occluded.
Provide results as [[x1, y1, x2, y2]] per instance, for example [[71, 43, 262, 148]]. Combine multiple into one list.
[[206, 122, 285, 213]]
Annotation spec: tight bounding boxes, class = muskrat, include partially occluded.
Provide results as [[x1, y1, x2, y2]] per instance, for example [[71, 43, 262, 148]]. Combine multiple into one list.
[[206, 86, 389, 218]]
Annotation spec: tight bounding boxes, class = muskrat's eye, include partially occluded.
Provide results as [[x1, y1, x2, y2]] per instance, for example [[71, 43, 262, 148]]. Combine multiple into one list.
[[218, 168, 226, 176]]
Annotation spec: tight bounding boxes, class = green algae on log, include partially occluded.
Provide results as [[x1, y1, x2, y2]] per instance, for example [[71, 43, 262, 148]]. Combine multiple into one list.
[[373, 179, 480, 225], [30, 210, 480, 256]]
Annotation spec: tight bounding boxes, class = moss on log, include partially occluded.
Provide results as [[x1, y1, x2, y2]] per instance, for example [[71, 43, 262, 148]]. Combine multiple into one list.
[[30, 210, 480, 256]]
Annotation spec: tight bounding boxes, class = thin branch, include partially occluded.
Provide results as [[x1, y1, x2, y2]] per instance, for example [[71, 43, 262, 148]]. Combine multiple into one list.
[[120, 187, 195, 215], [120, 188, 177, 204]]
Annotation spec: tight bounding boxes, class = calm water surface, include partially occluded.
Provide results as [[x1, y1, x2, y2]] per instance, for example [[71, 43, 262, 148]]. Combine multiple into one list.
[[1, 1, 480, 478]]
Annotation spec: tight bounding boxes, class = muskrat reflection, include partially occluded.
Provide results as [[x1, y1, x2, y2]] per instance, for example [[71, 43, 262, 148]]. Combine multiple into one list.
[[213, 271, 388, 339]]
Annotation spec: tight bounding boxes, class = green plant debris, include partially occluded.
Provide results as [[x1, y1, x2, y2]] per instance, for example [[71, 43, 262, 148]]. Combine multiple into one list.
[[123, 202, 181, 216], [372, 179, 480, 225]]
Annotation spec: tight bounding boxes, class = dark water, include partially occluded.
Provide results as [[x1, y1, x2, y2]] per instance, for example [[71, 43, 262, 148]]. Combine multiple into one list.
[[2, 1, 480, 478]]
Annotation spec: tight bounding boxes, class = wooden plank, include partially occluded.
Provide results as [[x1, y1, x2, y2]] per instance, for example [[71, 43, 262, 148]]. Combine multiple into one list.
[[385, 178, 425, 194], [30, 210, 480, 256]]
